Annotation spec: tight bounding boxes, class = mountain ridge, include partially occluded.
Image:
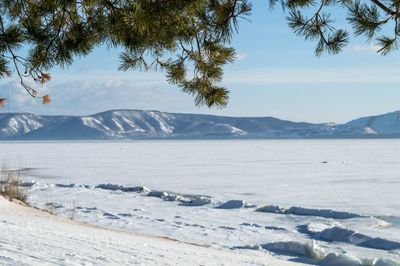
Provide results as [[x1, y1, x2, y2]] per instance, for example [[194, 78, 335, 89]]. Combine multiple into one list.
[[1, 109, 400, 140]]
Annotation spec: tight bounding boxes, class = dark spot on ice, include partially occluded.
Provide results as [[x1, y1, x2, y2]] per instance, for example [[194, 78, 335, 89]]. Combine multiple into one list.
[[241, 223, 262, 228], [82, 207, 98, 213], [192, 224, 205, 228], [103, 212, 120, 219], [118, 213, 133, 217], [236, 192, 256, 196], [55, 183, 77, 188], [147, 191, 168, 198], [45, 202, 64, 209], [181, 222, 205, 228], [265, 226, 287, 231], [219, 226, 236, 230], [217, 200, 254, 209]]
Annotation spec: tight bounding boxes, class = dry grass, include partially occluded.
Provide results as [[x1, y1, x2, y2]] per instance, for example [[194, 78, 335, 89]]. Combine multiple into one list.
[[66, 201, 77, 220], [0, 167, 28, 203]]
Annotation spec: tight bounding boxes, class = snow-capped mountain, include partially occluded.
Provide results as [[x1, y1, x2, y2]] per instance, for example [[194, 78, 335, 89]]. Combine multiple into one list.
[[1, 109, 400, 140], [338, 110, 400, 137], [0, 113, 56, 138]]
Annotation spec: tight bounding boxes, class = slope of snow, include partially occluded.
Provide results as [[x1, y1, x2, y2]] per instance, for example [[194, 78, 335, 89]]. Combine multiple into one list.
[[0, 113, 45, 138], [0, 197, 299, 266], [343, 111, 400, 136], [25, 181, 400, 264], [304, 223, 400, 251]]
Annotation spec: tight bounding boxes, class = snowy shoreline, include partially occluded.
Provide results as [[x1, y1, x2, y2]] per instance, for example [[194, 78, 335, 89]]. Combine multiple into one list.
[[0, 196, 300, 266], [23, 181, 400, 265]]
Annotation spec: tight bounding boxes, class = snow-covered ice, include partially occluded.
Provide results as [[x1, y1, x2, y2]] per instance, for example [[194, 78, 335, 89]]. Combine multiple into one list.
[[0, 197, 295, 266], [1, 139, 400, 265]]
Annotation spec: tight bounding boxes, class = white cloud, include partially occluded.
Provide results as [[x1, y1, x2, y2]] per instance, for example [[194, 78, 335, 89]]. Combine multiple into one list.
[[2, 64, 400, 116], [104, 76, 123, 89], [0, 75, 197, 116], [346, 44, 380, 53]]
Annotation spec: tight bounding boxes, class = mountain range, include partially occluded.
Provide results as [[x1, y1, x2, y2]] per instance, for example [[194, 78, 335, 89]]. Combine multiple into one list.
[[1, 109, 400, 140]]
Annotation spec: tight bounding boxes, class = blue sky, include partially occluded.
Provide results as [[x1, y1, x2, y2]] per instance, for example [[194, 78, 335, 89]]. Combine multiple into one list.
[[1, 1, 400, 123]]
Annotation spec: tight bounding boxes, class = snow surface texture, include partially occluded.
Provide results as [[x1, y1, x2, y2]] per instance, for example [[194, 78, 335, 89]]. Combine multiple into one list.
[[25, 181, 400, 265], [0, 197, 295, 266], [4, 109, 400, 139], [2, 140, 400, 264]]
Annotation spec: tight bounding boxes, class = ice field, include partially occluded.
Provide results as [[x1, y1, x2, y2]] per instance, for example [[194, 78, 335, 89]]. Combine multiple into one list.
[[1, 140, 400, 265]]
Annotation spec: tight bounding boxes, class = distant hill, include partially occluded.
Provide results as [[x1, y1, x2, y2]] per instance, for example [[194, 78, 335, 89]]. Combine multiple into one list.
[[337, 111, 400, 137], [1, 109, 400, 140]]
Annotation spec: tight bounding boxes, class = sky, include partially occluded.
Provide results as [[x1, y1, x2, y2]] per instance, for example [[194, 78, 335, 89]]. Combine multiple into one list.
[[1, 1, 400, 123]]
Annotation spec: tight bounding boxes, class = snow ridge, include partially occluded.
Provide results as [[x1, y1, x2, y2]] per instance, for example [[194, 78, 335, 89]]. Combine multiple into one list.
[[25, 181, 400, 265]]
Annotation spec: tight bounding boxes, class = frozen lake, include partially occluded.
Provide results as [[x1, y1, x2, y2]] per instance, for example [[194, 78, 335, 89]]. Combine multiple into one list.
[[1, 140, 400, 264], [1, 139, 399, 216]]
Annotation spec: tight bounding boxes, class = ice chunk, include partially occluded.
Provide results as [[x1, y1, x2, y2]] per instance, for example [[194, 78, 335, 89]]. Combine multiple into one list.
[[147, 191, 169, 198], [287, 207, 364, 219], [256, 205, 285, 213], [373, 259, 400, 266], [256, 205, 364, 219], [304, 223, 400, 251], [180, 196, 211, 206], [320, 253, 362, 266], [95, 183, 124, 191], [121, 186, 150, 193], [259, 240, 400, 266], [217, 200, 253, 209], [261, 240, 325, 260]]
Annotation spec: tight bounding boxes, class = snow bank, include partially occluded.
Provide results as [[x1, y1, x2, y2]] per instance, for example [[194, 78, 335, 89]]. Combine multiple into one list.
[[53, 182, 213, 207], [304, 223, 400, 251], [259, 241, 400, 266], [0, 197, 296, 266], [261, 241, 325, 260], [321, 254, 400, 266], [256, 205, 365, 219], [378, 216, 400, 227], [319, 253, 363, 266], [24, 181, 400, 264]]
